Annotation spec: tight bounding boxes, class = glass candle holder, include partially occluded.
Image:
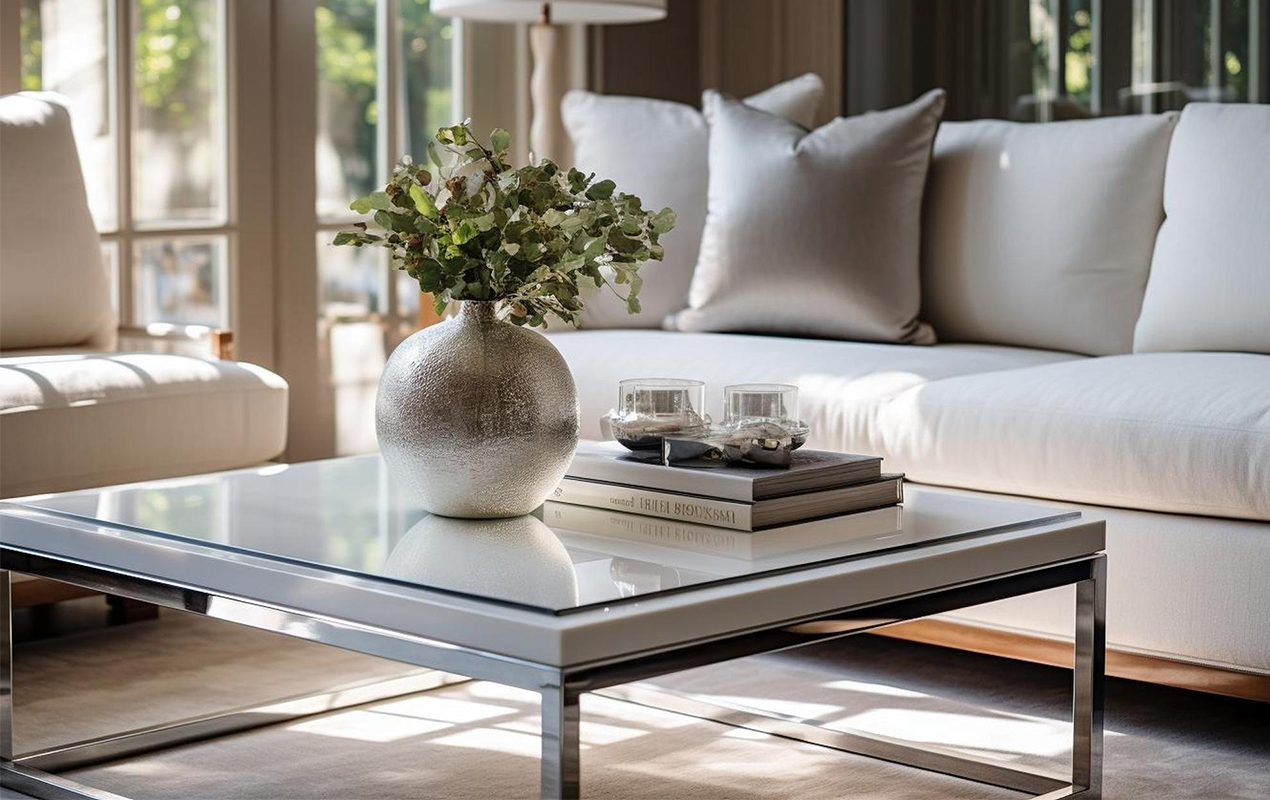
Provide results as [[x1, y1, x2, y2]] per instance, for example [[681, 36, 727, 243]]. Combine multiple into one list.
[[609, 378, 707, 451], [723, 383, 799, 426], [720, 382, 809, 454]]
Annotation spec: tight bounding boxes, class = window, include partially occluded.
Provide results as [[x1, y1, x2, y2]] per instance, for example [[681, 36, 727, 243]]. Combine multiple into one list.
[[312, 0, 459, 454], [19, 0, 231, 333], [314, 0, 457, 329], [9, 0, 497, 459], [1020, 0, 1264, 119]]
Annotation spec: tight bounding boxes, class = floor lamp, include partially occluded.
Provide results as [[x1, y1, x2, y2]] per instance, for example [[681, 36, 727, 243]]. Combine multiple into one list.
[[433, 1, 667, 163]]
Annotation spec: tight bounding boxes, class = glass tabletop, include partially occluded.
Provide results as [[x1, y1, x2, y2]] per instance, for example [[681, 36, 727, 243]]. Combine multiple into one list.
[[6, 455, 1077, 615]]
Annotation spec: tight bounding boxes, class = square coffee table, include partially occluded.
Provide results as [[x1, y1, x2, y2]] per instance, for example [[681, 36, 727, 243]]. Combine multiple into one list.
[[0, 453, 1105, 799]]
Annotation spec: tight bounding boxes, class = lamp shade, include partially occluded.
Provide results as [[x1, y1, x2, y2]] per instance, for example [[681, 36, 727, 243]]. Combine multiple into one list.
[[432, 0, 666, 24]]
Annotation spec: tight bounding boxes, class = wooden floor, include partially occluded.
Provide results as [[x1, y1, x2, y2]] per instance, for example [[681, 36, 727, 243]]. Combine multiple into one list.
[[875, 618, 1270, 703]]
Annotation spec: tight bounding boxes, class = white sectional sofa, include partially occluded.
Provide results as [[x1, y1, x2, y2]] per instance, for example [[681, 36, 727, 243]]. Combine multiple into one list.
[[0, 93, 289, 500], [547, 101, 1270, 690]]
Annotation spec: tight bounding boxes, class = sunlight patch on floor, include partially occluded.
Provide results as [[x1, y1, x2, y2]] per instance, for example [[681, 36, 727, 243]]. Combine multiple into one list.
[[286, 709, 452, 742], [691, 693, 843, 721], [820, 678, 929, 699], [373, 695, 516, 724], [589, 695, 701, 730], [465, 681, 538, 703], [431, 726, 549, 757], [828, 708, 1072, 757]]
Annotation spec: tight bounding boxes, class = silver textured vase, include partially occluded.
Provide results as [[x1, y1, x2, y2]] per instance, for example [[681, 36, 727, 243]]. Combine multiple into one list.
[[376, 300, 579, 518]]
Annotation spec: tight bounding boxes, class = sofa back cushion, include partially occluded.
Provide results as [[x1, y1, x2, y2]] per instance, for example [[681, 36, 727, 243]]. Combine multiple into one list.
[[1134, 103, 1270, 354], [562, 74, 823, 329], [0, 92, 115, 352], [921, 114, 1176, 356]]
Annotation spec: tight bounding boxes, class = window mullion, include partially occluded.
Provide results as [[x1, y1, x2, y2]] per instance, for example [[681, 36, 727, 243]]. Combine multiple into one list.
[[0, 1, 20, 93], [115, 0, 135, 329], [380, 0, 401, 328], [1253, 0, 1264, 103]]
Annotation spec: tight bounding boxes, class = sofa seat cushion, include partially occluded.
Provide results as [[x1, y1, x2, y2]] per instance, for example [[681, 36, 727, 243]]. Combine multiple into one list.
[[546, 330, 1080, 448], [1, 353, 288, 498], [878, 353, 1270, 520]]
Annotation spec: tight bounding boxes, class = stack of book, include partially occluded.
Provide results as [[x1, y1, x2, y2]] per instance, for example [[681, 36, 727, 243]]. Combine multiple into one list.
[[551, 441, 902, 532]]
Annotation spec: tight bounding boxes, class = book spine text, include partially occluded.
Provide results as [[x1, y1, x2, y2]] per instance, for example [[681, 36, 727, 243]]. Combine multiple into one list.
[[552, 479, 753, 531]]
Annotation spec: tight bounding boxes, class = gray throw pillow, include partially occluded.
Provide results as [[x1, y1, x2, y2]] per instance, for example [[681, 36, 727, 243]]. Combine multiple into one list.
[[671, 89, 946, 344], [562, 74, 824, 329]]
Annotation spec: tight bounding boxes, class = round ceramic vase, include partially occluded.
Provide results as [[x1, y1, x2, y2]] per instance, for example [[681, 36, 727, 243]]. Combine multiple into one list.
[[376, 300, 579, 518]]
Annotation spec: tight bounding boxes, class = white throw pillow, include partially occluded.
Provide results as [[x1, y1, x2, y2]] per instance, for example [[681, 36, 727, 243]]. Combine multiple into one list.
[[1134, 103, 1270, 354], [0, 93, 115, 351], [921, 114, 1177, 356], [672, 89, 946, 344], [562, 74, 823, 329]]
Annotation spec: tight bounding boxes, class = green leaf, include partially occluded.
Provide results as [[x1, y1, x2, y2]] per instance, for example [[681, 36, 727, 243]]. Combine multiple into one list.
[[580, 235, 607, 261], [490, 128, 511, 155], [349, 191, 392, 214], [651, 207, 677, 234], [566, 167, 590, 195], [452, 220, 480, 245], [607, 229, 643, 254], [374, 210, 416, 234], [522, 241, 547, 261], [327, 122, 673, 328], [586, 179, 616, 201], [408, 184, 439, 219], [332, 231, 379, 247], [488, 250, 510, 281]]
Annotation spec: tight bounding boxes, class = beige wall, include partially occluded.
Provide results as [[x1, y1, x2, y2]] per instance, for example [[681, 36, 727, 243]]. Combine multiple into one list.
[[593, 0, 842, 124]]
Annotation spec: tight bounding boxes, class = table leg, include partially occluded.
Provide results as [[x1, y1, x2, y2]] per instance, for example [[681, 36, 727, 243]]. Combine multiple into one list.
[[2, 569, 12, 761], [1071, 555, 1106, 798], [540, 682, 580, 800]]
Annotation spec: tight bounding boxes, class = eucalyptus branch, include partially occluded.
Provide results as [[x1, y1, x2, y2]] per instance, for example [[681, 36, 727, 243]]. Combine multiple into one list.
[[334, 122, 676, 328]]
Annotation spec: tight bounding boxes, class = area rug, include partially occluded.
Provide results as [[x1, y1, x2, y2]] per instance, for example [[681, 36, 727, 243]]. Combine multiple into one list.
[[10, 609, 1269, 799]]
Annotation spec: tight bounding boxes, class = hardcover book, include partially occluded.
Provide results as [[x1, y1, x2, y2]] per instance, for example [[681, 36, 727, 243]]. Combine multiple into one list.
[[568, 440, 883, 502], [551, 474, 904, 532]]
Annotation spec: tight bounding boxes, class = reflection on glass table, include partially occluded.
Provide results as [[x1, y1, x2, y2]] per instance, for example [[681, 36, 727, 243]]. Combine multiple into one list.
[[12, 455, 1075, 614]]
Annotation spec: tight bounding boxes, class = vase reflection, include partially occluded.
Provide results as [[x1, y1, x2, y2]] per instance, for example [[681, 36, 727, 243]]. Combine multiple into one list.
[[382, 513, 579, 609]]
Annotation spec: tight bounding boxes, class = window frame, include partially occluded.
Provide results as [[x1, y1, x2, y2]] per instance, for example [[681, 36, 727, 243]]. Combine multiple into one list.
[[12, 0, 236, 341], [312, 0, 466, 336]]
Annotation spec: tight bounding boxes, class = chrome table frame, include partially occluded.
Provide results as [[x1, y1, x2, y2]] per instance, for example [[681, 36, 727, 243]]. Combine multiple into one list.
[[0, 548, 1104, 800]]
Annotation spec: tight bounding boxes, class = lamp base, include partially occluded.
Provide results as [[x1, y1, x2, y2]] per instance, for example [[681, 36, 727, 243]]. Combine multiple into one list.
[[529, 21, 570, 164]]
